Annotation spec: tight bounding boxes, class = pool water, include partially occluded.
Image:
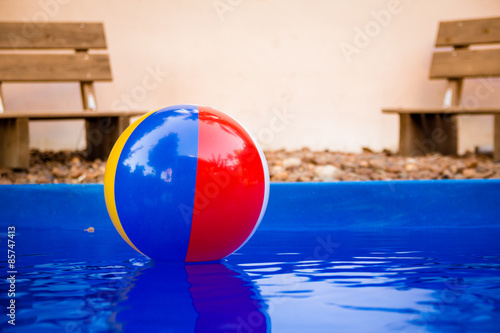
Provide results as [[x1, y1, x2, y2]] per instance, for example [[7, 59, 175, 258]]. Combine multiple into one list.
[[1, 226, 499, 332]]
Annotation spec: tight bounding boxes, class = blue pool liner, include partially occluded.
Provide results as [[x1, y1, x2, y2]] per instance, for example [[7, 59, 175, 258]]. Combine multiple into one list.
[[0, 180, 499, 230]]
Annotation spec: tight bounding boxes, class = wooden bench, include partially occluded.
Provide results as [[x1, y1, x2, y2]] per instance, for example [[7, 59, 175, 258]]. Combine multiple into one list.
[[0, 22, 146, 169], [383, 17, 500, 161]]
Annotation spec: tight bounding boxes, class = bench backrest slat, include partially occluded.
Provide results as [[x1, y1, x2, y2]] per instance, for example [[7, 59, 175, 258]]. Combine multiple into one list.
[[436, 17, 500, 47], [0, 21, 112, 114], [430, 48, 500, 79], [0, 22, 106, 49], [430, 17, 500, 80], [0, 54, 112, 81]]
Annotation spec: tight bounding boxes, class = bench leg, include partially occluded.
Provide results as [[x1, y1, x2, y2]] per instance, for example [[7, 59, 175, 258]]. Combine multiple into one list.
[[85, 116, 130, 160], [495, 115, 500, 162], [0, 118, 30, 169], [399, 113, 457, 156]]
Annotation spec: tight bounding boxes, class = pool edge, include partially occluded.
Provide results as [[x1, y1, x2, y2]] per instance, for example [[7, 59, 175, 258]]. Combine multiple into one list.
[[1, 180, 499, 230]]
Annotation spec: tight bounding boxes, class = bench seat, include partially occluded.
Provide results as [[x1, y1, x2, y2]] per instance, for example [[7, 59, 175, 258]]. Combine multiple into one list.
[[383, 107, 500, 115], [0, 110, 146, 120]]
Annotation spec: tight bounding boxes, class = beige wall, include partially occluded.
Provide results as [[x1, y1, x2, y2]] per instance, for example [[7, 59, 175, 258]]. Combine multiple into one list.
[[1, 0, 500, 153]]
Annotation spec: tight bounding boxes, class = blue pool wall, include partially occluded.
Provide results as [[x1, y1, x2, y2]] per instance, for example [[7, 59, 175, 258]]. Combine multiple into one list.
[[1, 180, 499, 230]]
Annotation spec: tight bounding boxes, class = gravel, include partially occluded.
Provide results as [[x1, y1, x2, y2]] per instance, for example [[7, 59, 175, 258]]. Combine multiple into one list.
[[1, 148, 499, 184]]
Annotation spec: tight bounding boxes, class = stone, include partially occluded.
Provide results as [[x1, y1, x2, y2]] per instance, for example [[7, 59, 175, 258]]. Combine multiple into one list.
[[341, 161, 356, 170], [273, 171, 289, 181], [314, 165, 340, 181], [441, 169, 454, 179], [465, 159, 478, 169], [359, 160, 369, 168], [462, 168, 476, 179], [475, 164, 491, 174], [386, 164, 404, 174], [70, 156, 81, 165], [405, 163, 418, 172], [0, 178, 13, 185], [270, 165, 284, 176], [368, 159, 385, 170], [282, 157, 302, 169], [51, 166, 68, 178], [69, 166, 84, 179]]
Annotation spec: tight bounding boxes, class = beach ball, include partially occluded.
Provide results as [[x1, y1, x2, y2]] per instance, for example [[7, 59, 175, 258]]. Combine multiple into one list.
[[104, 105, 270, 262]]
